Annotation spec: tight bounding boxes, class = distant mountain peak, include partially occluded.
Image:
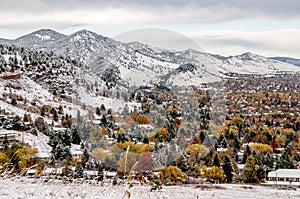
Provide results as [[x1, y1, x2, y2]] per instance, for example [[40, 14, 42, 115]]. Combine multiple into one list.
[[17, 29, 66, 41]]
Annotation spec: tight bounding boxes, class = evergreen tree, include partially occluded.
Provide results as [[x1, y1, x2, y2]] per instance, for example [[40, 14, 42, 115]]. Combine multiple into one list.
[[199, 131, 206, 144], [71, 125, 81, 145], [75, 164, 83, 178], [222, 155, 233, 183], [242, 155, 258, 183], [11, 98, 17, 106], [76, 110, 82, 123], [218, 135, 228, 148], [83, 148, 90, 166], [276, 152, 295, 169], [96, 107, 101, 116], [52, 108, 58, 122], [40, 107, 45, 116], [213, 152, 220, 167], [233, 135, 241, 150], [58, 105, 63, 114], [23, 113, 28, 123], [242, 145, 251, 164], [97, 164, 104, 181], [48, 129, 72, 161], [3, 134, 9, 152], [100, 104, 106, 112]]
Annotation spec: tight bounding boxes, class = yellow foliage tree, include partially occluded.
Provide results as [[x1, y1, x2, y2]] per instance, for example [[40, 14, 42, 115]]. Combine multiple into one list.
[[275, 134, 286, 147], [201, 165, 225, 183], [91, 148, 110, 162], [0, 152, 9, 166], [157, 127, 168, 141], [134, 143, 153, 153], [157, 165, 186, 184], [114, 142, 153, 153], [250, 143, 273, 155], [186, 144, 209, 161], [15, 147, 38, 171]]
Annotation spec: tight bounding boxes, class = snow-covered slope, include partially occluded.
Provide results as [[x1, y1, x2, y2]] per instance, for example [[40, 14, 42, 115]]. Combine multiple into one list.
[[223, 52, 300, 74], [271, 56, 300, 67], [0, 44, 136, 122]]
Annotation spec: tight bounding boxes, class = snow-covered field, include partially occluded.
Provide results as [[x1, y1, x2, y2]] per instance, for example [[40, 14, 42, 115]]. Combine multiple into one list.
[[0, 177, 299, 199]]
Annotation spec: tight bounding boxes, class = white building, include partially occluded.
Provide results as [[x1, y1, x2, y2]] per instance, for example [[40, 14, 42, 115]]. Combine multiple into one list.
[[267, 169, 300, 186]]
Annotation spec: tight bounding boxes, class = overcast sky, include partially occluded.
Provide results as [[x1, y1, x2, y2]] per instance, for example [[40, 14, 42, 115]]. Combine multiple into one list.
[[0, 0, 299, 57]]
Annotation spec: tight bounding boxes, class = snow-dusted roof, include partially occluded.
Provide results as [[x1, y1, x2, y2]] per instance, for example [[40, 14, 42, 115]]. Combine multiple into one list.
[[83, 170, 98, 176], [43, 168, 63, 175], [36, 152, 50, 158], [268, 169, 300, 178], [27, 169, 38, 175]]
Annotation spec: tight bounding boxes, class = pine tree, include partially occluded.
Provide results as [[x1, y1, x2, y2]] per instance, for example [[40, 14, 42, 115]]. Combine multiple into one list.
[[222, 155, 233, 183], [100, 104, 106, 111], [3, 134, 9, 151], [242, 155, 258, 183], [75, 164, 83, 178], [51, 108, 58, 122], [242, 144, 251, 164], [23, 113, 28, 123], [96, 107, 101, 116], [11, 98, 17, 106], [199, 131, 206, 144], [40, 107, 45, 116], [97, 164, 104, 181], [218, 135, 228, 148], [276, 152, 295, 169], [58, 105, 63, 114], [212, 152, 220, 167]]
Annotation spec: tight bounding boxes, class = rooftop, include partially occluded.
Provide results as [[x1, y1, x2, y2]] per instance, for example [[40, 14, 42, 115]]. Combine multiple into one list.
[[268, 169, 300, 178]]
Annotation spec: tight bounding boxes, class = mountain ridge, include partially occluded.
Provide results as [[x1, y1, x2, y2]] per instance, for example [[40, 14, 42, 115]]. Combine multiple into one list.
[[1, 29, 300, 87]]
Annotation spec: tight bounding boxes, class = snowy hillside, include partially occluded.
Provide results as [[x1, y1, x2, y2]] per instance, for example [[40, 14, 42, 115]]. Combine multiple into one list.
[[0, 44, 136, 124], [271, 56, 300, 67]]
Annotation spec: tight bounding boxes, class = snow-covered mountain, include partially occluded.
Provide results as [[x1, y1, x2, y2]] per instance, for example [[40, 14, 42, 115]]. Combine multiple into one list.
[[1, 29, 300, 87], [271, 57, 300, 67]]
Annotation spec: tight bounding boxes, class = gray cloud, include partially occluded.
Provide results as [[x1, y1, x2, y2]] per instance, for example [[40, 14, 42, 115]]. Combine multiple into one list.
[[1, 0, 300, 21]]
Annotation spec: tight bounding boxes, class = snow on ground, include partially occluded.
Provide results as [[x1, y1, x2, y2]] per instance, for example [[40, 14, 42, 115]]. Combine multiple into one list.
[[0, 177, 299, 199], [76, 86, 140, 113]]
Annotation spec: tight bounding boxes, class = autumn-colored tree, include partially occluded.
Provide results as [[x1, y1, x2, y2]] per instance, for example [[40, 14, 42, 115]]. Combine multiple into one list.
[[173, 118, 181, 126], [250, 143, 273, 155], [270, 140, 280, 150], [0, 152, 9, 166], [134, 143, 153, 153], [135, 152, 156, 173], [201, 165, 225, 183], [117, 152, 137, 174], [4, 144, 38, 172], [91, 148, 109, 162], [252, 134, 268, 144], [275, 134, 286, 147], [186, 144, 209, 162], [191, 136, 201, 144], [157, 165, 186, 184], [156, 127, 169, 141], [136, 115, 151, 125]]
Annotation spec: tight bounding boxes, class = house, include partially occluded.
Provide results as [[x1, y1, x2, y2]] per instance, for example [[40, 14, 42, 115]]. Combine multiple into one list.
[[267, 169, 300, 186], [1, 72, 21, 80], [0, 130, 20, 150], [43, 167, 64, 176], [27, 169, 38, 176]]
